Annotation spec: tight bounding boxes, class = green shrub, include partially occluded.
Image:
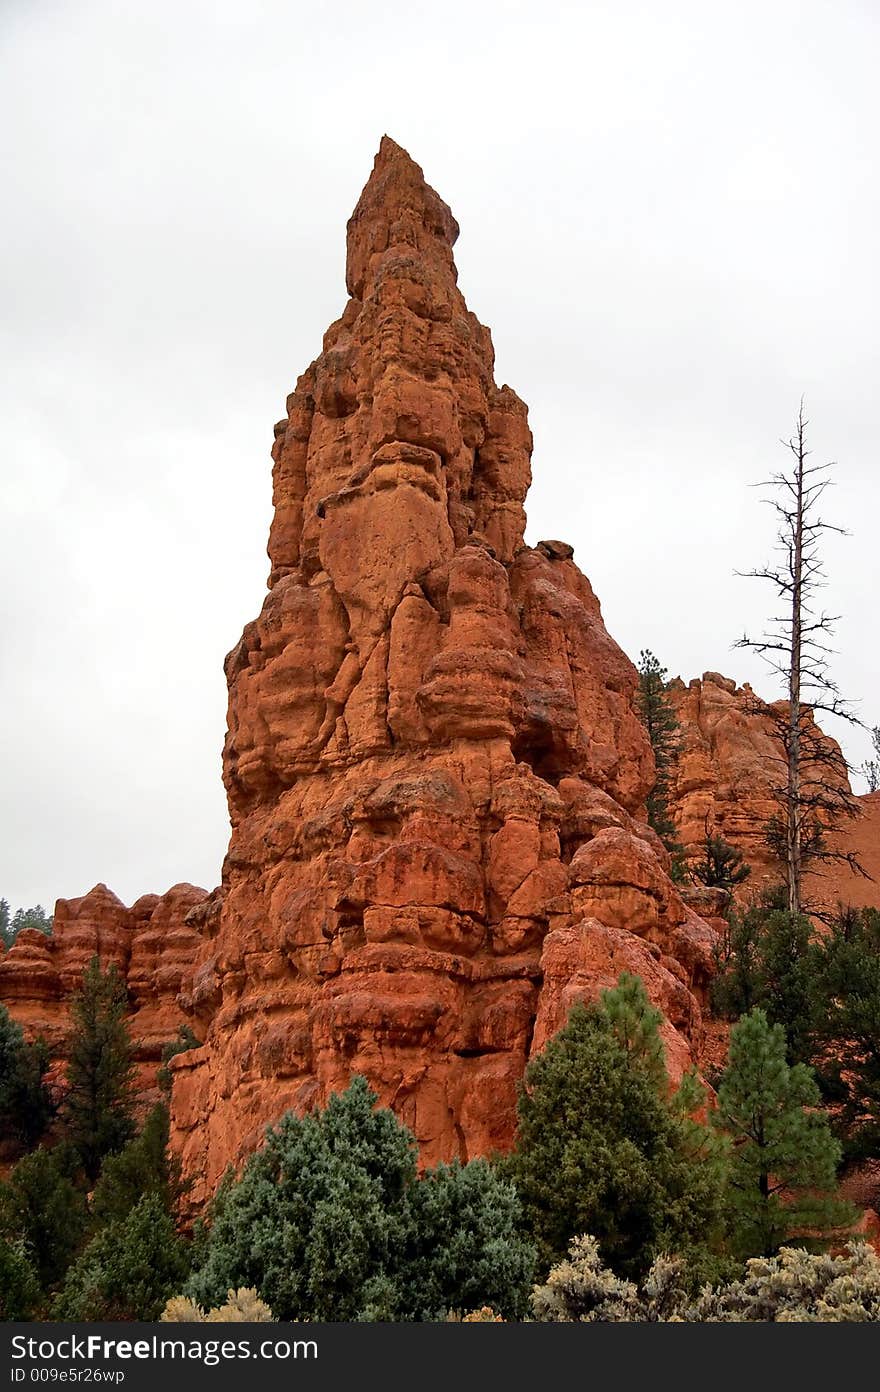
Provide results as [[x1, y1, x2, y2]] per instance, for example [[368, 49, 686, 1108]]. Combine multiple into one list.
[[532, 1234, 880, 1321], [186, 1076, 534, 1321]]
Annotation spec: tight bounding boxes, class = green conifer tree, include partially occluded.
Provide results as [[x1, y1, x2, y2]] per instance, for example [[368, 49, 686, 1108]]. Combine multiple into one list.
[[186, 1076, 534, 1321], [712, 1008, 854, 1258], [812, 907, 880, 1162], [62, 956, 136, 1181], [157, 1024, 200, 1095], [0, 903, 53, 949], [51, 1192, 190, 1321], [710, 895, 819, 1065], [0, 1237, 40, 1320], [90, 1102, 183, 1226], [505, 975, 727, 1279], [0, 1146, 89, 1291], [688, 818, 751, 893], [636, 650, 686, 877], [0, 1004, 54, 1151]]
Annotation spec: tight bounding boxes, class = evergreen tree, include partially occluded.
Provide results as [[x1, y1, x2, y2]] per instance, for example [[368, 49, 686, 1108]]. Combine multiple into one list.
[[710, 891, 820, 1065], [0, 1237, 40, 1320], [636, 650, 686, 876], [595, 971, 667, 1090], [90, 1102, 183, 1226], [688, 819, 751, 893], [0, 1146, 89, 1291], [400, 1159, 534, 1321], [712, 1009, 854, 1258], [504, 976, 727, 1279], [62, 956, 136, 1180], [157, 1024, 200, 1095], [0, 903, 52, 950], [52, 1192, 190, 1321], [812, 908, 880, 1162], [186, 1076, 534, 1321], [0, 1004, 54, 1151]]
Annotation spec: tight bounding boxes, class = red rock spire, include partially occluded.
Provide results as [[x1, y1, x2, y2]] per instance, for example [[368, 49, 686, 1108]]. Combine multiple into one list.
[[345, 136, 460, 299], [170, 143, 714, 1208]]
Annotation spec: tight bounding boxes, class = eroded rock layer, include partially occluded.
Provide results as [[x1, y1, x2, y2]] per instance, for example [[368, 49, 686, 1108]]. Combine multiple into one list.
[[669, 671, 879, 910], [169, 139, 717, 1203], [0, 883, 206, 1096]]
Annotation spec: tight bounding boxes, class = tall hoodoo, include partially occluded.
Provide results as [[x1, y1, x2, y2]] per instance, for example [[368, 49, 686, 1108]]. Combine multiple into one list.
[[171, 141, 716, 1204]]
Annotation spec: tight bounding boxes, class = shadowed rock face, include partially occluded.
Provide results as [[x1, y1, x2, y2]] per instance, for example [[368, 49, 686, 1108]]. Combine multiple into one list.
[[169, 139, 717, 1204]]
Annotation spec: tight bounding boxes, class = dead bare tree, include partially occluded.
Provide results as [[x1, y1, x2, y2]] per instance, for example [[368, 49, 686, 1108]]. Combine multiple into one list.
[[736, 400, 864, 916]]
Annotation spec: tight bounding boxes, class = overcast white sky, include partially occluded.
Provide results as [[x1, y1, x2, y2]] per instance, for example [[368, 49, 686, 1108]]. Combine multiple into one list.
[[1, 0, 877, 913]]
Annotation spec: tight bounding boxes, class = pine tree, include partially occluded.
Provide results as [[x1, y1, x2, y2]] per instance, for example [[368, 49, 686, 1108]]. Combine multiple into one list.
[[505, 975, 727, 1279], [636, 650, 686, 876], [688, 818, 751, 893], [52, 1192, 190, 1321], [0, 1146, 89, 1291], [712, 1008, 854, 1258], [0, 1237, 40, 1320], [0, 903, 53, 950], [710, 894, 820, 1065], [596, 971, 667, 1090], [0, 1003, 54, 1150], [90, 1102, 184, 1226], [62, 956, 136, 1181], [812, 907, 880, 1162]]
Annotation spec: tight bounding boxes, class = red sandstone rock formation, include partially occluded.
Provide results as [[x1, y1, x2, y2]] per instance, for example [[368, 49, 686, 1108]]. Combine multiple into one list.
[[669, 671, 879, 912], [169, 138, 719, 1204], [0, 883, 206, 1096]]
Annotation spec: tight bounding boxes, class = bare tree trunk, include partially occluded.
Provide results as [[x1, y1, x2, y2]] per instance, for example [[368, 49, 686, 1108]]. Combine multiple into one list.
[[787, 407, 805, 915], [736, 400, 866, 918]]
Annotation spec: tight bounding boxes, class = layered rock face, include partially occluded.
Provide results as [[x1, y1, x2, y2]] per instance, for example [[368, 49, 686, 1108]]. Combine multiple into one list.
[[669, 672, 879, 910], [0, 883, 206, 1094], [170, 139, 717, 1203]]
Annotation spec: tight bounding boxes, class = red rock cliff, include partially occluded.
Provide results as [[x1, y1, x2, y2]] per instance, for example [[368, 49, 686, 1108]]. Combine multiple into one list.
[[0, 883, 206, 1097], [669, 671, 879, 912], [169, 139, 718, 1203]]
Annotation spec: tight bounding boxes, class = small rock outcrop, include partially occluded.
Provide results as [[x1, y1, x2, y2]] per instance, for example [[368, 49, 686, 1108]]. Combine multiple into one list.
[[168, 139, 719, 1204]]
